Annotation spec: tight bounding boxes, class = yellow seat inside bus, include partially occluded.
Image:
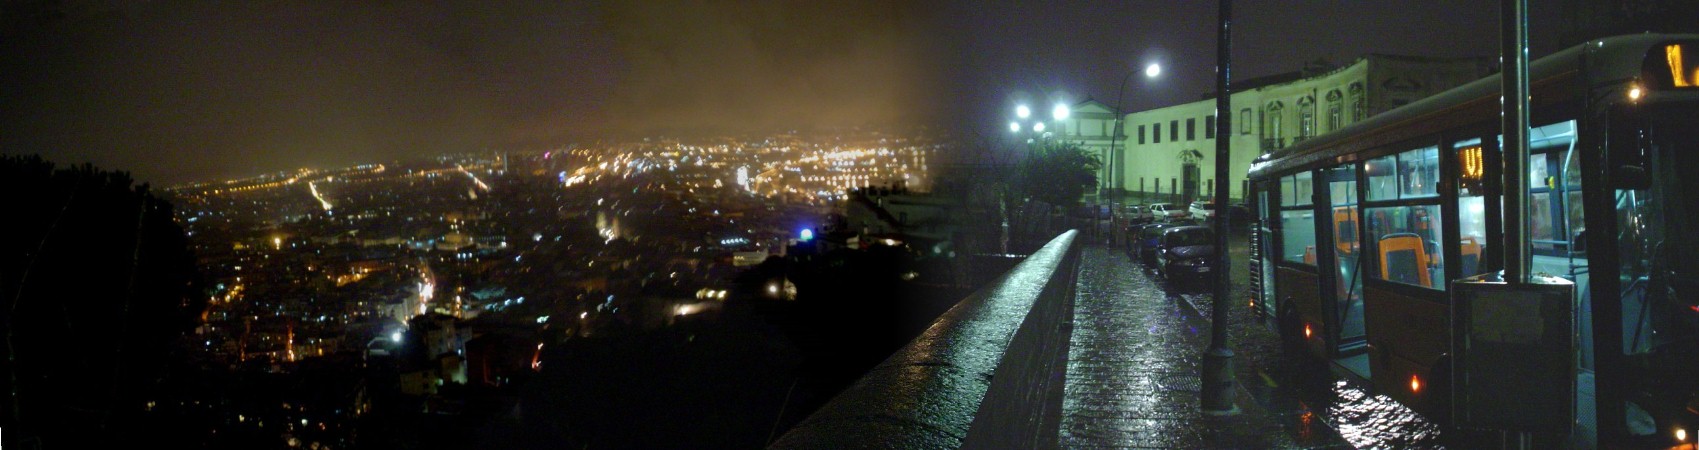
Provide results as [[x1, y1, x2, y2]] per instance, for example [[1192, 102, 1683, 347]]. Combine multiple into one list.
[[1378, 233, 1432, 288], [1458, 237, 1482, 278]]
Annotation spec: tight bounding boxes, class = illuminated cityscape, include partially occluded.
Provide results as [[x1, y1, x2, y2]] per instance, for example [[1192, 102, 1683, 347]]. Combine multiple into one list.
[[140, 130, 946, 447]]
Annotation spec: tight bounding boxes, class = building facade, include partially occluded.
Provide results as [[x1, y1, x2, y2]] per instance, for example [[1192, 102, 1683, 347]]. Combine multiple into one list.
[[1045, 100, 1122, 196], [1057, 54, 1489, 207]]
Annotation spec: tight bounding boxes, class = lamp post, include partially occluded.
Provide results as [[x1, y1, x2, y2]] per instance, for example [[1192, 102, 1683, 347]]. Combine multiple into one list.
[[1200, 0, 1238, 416], [1109, 63, 1161, 201]]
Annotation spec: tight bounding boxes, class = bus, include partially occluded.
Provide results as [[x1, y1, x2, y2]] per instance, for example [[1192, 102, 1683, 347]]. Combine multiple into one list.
[[1246, 33, 1699, 447]]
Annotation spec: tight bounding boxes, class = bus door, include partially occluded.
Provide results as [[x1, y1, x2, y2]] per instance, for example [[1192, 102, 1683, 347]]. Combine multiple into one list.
[[1318, 165, 1366, 356], [1594, 96, 1699, 444], [1528, 121, 1583, 266], [1255, 181, 1278, 318]]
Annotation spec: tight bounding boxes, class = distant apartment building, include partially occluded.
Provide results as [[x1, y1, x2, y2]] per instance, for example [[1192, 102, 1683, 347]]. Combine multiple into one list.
[[1053, 54, 1488, 205]]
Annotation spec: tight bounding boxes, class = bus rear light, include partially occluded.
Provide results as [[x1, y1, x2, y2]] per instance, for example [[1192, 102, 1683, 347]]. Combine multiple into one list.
[[1410, 374, 1422, 394]]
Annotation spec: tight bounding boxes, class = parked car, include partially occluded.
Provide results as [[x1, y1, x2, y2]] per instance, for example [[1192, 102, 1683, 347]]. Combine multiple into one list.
[[1121, 204, 1154, 225], [1188, 200, 1216, 222], [1156, 225, 1217, 282], [1133, 219, 1197, 264], [1148, 202, 1189, 221]]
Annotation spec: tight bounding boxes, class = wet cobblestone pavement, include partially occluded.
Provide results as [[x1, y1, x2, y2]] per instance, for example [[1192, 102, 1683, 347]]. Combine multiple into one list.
[[1061, 239, 1458, 449]]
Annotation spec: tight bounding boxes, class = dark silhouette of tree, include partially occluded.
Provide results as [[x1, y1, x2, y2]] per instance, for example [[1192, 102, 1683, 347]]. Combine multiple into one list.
[[0, 156, 203, 448], [1013, 140, 1100, 208]]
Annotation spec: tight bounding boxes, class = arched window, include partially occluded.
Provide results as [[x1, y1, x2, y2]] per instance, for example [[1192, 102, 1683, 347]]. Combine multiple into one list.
[[1348, 82, 1366, 122], [1297, 95, 1316, 139], [1264, 101, 1285, 153], [1325, 89, 1344, 132]]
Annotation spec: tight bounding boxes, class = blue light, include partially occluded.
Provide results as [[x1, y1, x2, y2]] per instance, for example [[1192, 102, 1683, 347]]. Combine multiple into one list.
[[799, 229, 814, 241]]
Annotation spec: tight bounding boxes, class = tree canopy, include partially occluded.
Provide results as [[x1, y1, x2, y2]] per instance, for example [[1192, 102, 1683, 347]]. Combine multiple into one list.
[[0, 155, 202, 447], [1012, 140, 1100, 208]]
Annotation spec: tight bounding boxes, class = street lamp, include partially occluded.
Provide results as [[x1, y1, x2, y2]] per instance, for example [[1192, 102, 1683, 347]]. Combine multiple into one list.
[[1052, 103, 1071, 121], [1109, 62, 1161, 199], [1015, 104, 1031, 119]]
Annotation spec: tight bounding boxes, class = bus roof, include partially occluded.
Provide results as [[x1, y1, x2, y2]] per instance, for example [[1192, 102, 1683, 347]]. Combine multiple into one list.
[[1248, 33, 1699, 180]]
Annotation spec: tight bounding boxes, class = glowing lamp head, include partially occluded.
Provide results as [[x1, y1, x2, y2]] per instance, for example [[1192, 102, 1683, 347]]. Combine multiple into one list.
[[1052, 104, 1071, 121], [1033, 122, 1046, 133], [1410, 374, 1422, 393], [799, 228, 814, 241], [1677, 428, 1688, 442], [1145, 63, 1162, 78], [1015, 104, 1031, 119], [1009, 121, 1021, 133], [390, 331, 402, 343], [1629, 85, 1644, 101], [1303, 323, 1313, 339]]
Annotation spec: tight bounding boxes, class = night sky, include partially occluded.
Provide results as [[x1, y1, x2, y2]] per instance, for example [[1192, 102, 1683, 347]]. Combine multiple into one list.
[[1, 1, 1564, 185]]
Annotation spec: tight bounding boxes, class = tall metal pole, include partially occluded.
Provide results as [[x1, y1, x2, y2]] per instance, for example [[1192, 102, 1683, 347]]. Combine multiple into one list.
[[1112, 73, 1132, 200], [1501, 0, 1530, 283], [1201, 0, 1238, 416]]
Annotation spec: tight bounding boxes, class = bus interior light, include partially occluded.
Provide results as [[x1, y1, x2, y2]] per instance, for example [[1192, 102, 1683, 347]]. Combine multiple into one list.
[[1668, 44, 1691, 87]]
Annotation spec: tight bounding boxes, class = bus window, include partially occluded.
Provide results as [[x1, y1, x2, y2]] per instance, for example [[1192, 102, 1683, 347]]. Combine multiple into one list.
[[1401, 146, 1440, 198], [1367, 146, 1440, 201], [1456, 138, 1493, 278], [1367, 154, 1397, 200], [1282, 171, 1317, 265], [1283, 209, 1317, 265], [1529, 121, 1578, 257], [1284, 171, 1313, 206], [1366, 204, 1446, 290]]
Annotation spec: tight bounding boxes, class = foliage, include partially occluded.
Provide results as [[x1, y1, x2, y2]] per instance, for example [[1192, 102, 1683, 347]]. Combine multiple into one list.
[[1012, 140, 1101, 208], [0, 155, 202, 447]]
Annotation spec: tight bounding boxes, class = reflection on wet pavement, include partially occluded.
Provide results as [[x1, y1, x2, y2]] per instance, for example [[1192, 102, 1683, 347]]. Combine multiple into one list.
[[1063, 241, 1463, 449]]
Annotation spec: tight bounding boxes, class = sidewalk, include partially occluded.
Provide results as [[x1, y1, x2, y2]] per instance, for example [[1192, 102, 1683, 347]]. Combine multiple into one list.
[[1060, 244, 1355, 449]]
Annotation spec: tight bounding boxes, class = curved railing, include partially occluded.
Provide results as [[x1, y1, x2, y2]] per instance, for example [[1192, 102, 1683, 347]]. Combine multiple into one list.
[[770, 230, 1081, 449]]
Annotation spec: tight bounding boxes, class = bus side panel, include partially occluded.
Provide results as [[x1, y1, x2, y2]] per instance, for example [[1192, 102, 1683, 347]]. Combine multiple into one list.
[[1277, 266, 1325, 358], [1363, 283, 1448, 409]]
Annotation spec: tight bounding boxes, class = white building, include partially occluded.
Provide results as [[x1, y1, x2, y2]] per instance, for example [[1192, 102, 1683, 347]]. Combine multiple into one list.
[[1044, 99, 1122, 195], [1054, 54, 1488, 206]]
